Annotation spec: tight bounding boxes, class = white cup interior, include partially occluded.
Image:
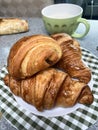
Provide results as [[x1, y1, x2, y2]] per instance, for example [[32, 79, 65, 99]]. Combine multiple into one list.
[[42, 4, 83, 19]]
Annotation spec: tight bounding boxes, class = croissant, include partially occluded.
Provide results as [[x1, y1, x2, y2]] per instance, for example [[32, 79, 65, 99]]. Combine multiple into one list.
[[4, 68, 93, 111], [51, 33, 91, 84], [7, 35, 62, 79]]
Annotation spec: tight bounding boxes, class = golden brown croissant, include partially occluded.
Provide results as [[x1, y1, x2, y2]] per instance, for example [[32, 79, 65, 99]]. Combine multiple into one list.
[[7, 35, 62, 79], [51, 33, 91, 84], [4, 68, 93, 111]]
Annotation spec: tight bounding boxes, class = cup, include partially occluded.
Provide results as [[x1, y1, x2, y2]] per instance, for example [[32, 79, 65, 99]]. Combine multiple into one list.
[[41, 3, 90, 38]]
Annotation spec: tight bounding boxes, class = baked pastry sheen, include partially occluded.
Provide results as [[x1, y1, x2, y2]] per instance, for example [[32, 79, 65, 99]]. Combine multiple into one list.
[[51, 33, 91, 83], [4, 68, 93, 111], [7, 35, 62, 79], [3, 34, 94, 111]]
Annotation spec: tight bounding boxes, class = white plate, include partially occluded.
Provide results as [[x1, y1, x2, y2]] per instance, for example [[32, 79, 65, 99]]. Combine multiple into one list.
[[14, 75, 93, 117]]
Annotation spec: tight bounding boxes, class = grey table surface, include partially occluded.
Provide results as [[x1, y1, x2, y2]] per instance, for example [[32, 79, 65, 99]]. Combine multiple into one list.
[[0, 17, 98, 130]]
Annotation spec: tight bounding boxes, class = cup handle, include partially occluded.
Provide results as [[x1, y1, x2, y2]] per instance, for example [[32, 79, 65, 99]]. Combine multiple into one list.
[[71, 18, 90, 38]]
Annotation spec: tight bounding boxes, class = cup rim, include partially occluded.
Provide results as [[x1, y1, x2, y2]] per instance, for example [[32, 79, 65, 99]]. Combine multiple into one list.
[[41, 3, 83, 19]]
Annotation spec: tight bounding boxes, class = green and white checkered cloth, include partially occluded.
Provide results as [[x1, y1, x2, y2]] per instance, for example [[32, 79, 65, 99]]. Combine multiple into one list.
[[0, 48, 98, 130]]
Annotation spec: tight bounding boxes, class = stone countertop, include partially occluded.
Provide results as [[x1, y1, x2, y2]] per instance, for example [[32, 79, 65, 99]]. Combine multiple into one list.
[[0, 18, 98, 130]]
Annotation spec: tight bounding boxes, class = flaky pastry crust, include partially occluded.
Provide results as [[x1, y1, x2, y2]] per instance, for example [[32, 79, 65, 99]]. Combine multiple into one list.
[[7, 35, 62, 79]]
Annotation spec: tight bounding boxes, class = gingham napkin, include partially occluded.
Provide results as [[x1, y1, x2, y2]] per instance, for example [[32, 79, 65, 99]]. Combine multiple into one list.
[[0, 48, 98, 130]]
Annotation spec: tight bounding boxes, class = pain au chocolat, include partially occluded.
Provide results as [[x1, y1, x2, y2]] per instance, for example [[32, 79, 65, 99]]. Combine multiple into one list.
[[7, 34, 62, 79]]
